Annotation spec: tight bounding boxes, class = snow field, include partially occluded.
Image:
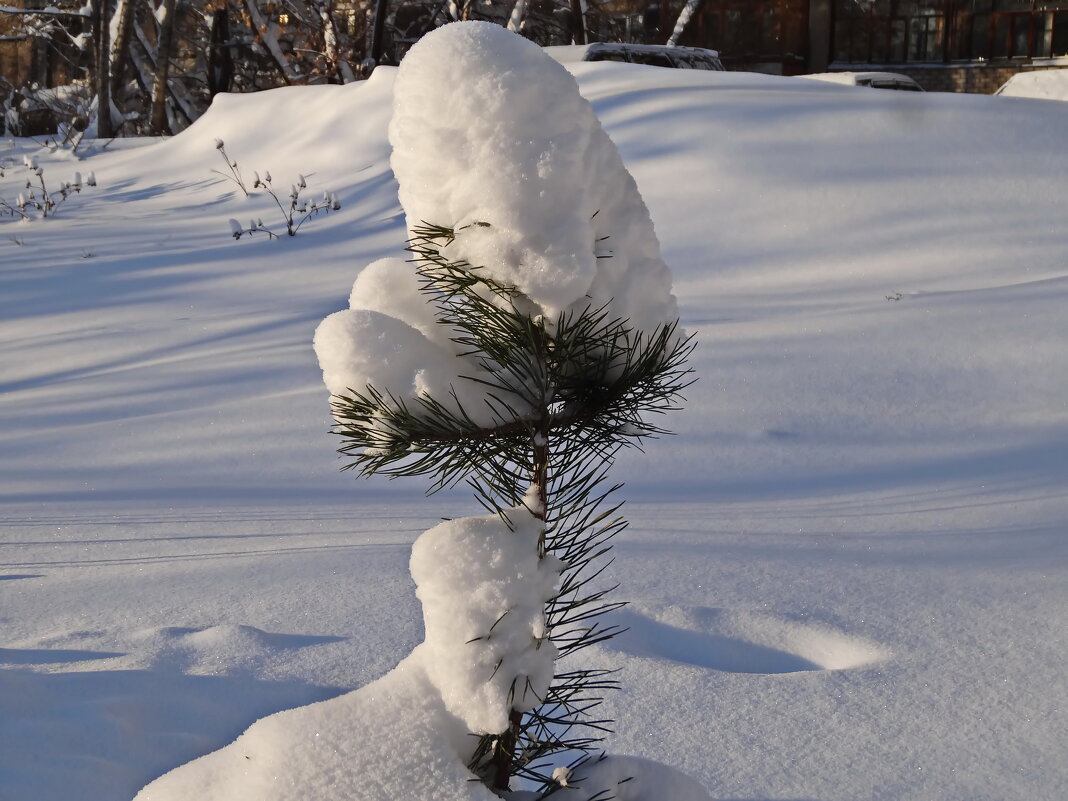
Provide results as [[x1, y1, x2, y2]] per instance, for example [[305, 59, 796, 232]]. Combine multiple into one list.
[[2, 30, 1068, 801]]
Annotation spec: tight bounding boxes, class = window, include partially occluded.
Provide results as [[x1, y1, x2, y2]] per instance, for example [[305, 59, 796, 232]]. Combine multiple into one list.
[[1011, 13, 1030, 53], [890, 18, 909, 60], [970, 13, 992, 57], [629, 51, 675, 67], [909, 14, 944, 60], [835, 0, 1068, 62], [587, 50, 628, 63], [699, 1, 807, 65], [1033, 12, 1052, 57], [834, 1, 945, 63], [992, 14, 1011, 56], [949, 0, 1068, 60], [1053, 10, 1068, 55]]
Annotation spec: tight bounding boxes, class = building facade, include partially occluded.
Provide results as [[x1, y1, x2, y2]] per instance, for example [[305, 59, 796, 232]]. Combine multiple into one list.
[[674, 0, 1068, 92]]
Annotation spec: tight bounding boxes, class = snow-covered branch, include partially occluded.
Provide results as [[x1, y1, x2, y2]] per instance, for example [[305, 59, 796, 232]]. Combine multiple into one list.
[[0, 4, 90, 17]]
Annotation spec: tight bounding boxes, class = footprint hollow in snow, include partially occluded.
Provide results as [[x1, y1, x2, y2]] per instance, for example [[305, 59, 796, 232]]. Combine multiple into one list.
[[604, 605, 889, 674]]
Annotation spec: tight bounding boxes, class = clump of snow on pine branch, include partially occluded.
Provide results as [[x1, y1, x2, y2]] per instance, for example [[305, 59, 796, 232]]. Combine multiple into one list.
[[411, 503, 563, 734], [346, 257, 442, 342], [313, 253, 526, 429]]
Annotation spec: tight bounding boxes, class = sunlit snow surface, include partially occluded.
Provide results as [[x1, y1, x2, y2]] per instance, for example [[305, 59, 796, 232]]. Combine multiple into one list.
[[2, 50, 1068, 801]]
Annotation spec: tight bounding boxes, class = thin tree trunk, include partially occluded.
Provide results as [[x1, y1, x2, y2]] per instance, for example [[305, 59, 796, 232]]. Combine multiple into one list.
[[568, 0, 586, 45], [149, 0, 177, 134], [666, 0, 702, 47], [133, 18, 195, 131], [319, 0, 354, 83], [108, 0, 136, 100], [491, 708, 524, 791], [490, 323, 551, 793], [369, 0, 389, 66], [207, 8, 234, 96], [92, 0, 114, 137], [128, 23, 154, 96], [506, 0, 527, 33]]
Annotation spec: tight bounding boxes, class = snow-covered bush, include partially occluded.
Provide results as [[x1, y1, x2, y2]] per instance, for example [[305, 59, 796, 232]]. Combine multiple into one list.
[[216, 139, 341, 239], [315, 21, 694, 796], [0, 154, 95, 221]]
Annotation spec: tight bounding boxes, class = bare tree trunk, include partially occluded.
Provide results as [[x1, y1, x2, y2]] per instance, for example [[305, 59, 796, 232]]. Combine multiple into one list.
[[149, 0, 177, 135], [506, 0, 527, 33], [109, 0, 135, 99], [568, 0, 586, 45], [666, 0, 701, 47], [489, 325, 551, 793], [134, 15, 197, 127], [318, 0, 354, 83], [207, 8, 234, 97], [92, 0, 114, 137], [245, 0, 301, 84], [369, 0, 389, 66]]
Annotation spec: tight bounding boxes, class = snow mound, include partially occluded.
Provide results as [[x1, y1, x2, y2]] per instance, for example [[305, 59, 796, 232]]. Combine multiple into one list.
[[125, 625, 343, 676], [144, 68, 397, 182], [129, 514, 709, 801], [607, 605, 889, 674], [390, 21, 678, 329], [132, 647, 500, 801], [575, 754, 714, 801]]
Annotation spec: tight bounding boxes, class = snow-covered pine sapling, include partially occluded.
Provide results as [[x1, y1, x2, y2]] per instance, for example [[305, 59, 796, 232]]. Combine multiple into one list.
[[402, 223, 693, 792], [314, 22, 693, 798]]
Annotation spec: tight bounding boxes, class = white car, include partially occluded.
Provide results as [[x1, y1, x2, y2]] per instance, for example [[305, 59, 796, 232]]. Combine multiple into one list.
[[994, 69, 1068, 101], [545, 43, 725, 71], [800, 72, 924, 92]]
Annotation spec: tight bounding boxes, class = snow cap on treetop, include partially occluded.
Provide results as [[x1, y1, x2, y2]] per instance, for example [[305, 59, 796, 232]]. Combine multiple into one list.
[[314, 22, 680, 415], [390, 21, 678, 330]]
